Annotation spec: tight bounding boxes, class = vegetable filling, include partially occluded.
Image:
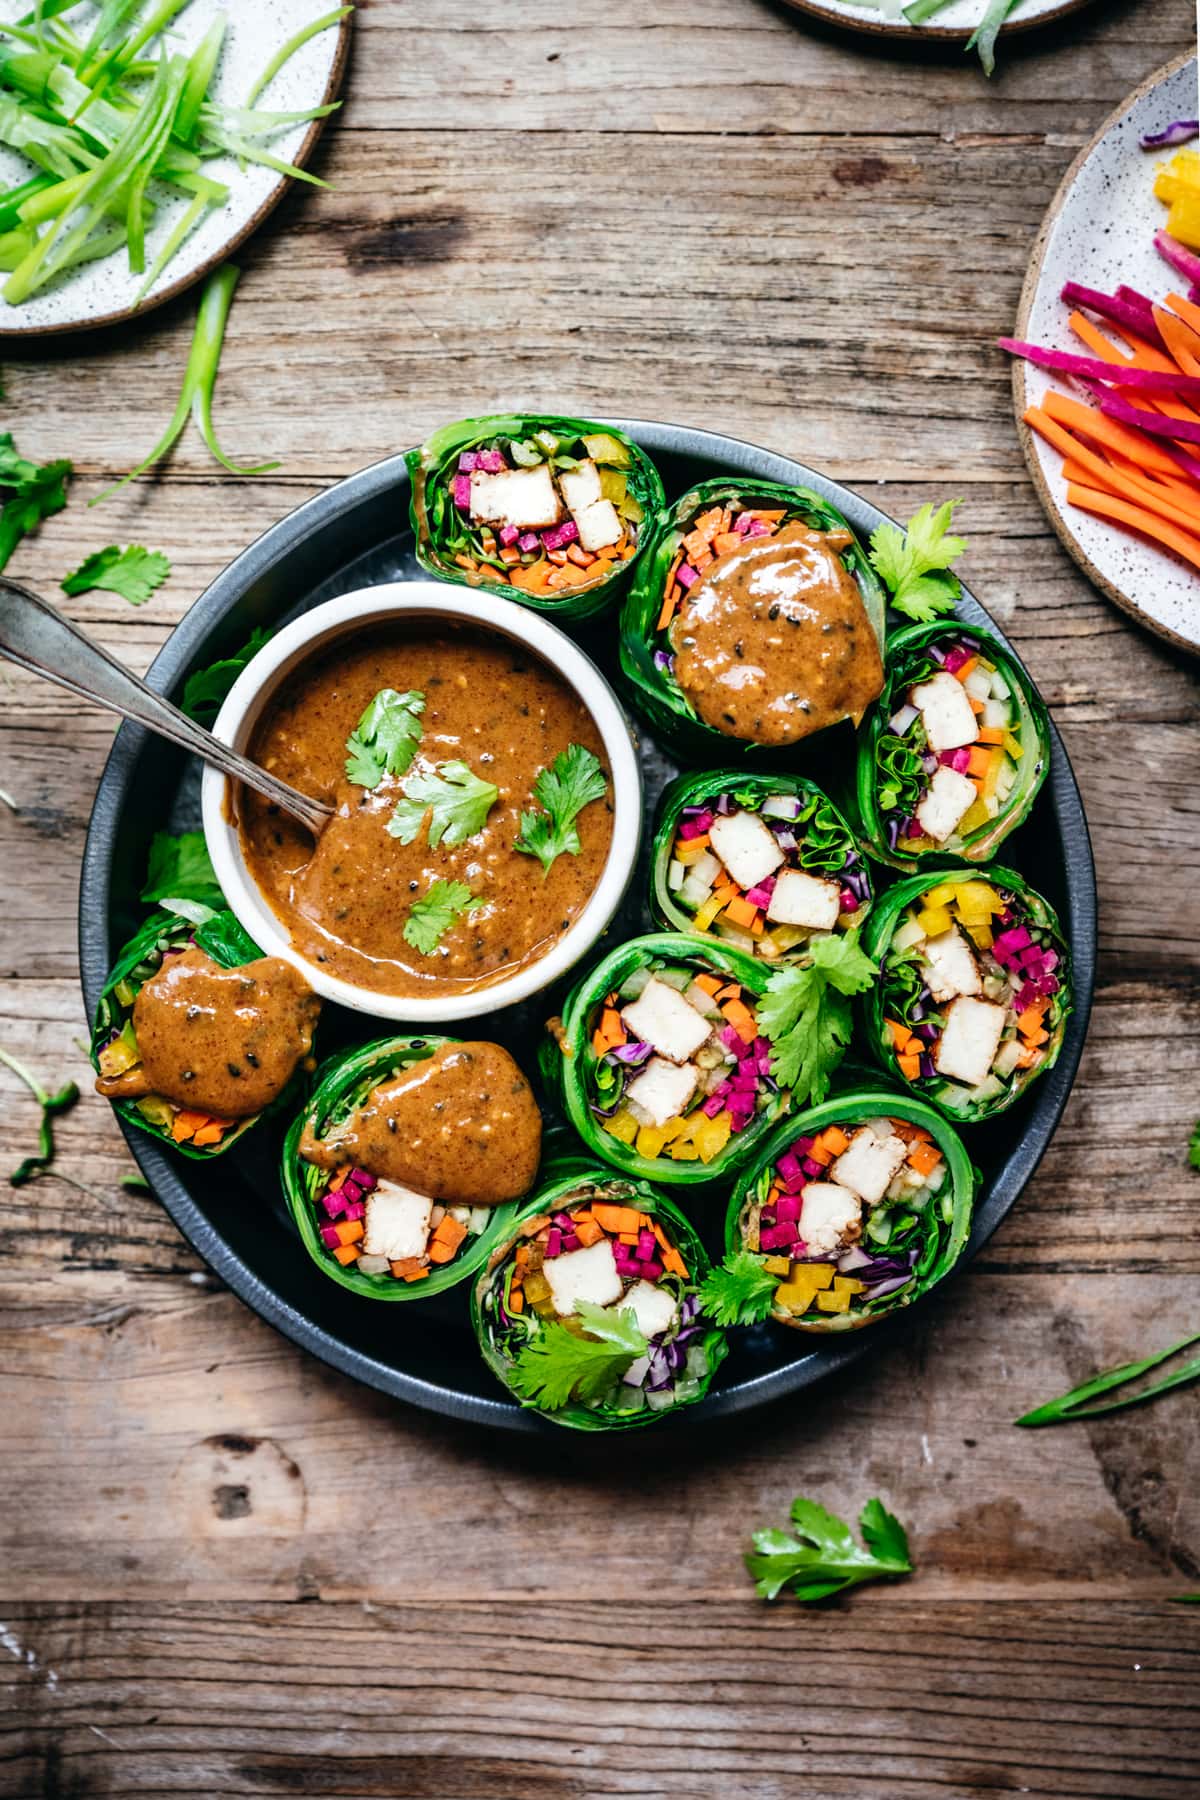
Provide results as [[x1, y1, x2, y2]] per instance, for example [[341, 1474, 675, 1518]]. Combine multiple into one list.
[[309, 1164, 497, 1284]]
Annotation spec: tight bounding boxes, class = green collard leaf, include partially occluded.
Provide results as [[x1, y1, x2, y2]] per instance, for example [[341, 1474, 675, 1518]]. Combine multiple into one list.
[[0, 430, 70, 572], [514, 743, 609, 875], [759, 932, 878, 1105], [388, 761, 498, 849], [62, 543, 170, 606], [402, 879, 483, 955], [1015, 1331, 1200, 1427], [344, 688, 424, 788], [507, 1303, 647, 1411], [181, 625, 273, 726], [745, 1492, 913, 1604], [869, 500, 966, 623], [139, 830, 224, 913], [699, 1249, 779, 1328], [191, 909, 261, 970]]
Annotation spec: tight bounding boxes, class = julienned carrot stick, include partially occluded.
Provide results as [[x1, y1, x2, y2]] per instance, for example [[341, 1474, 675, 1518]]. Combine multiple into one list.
[[1154, 304, 1200, 375], [1025, 407, 1200, 533], [1066, 482, 1200, 572], [1042, 391, 1182, 476], [1167, 290, 1200, 336]]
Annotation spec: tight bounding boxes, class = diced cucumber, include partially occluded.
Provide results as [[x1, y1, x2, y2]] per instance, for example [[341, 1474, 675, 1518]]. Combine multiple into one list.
[[982, 696, 1011, 730], [866, 1207, 892, 1245], [508, 438, 543, 467], [618, 966, 652, 1001], [654, 965, 693, 992], [713, 919, 757, 952], [964, 669, 992, 701], [534, 429, 560, 454], [989, 667, 1011, 699], [678, 874, 714, 910], [667, 858, 686, 893]]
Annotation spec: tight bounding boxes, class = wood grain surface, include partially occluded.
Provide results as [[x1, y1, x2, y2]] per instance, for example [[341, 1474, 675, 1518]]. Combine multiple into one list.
[[2, 2, 1199, 1796]]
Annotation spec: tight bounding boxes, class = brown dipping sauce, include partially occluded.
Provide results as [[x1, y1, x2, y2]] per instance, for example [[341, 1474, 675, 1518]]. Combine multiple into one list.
[[298, 1040, 542, 1206], [670, 521, 884, 745], [95, 947, 320, 1118], [240, 625, 613, 998]]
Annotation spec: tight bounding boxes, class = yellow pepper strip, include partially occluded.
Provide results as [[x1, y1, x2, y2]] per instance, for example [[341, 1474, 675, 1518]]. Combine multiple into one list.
[[603, 1109, 639, 1145], [635, 1124, 668, 1159], [917, 905, 953, 936], [692, 891, 725, 931]]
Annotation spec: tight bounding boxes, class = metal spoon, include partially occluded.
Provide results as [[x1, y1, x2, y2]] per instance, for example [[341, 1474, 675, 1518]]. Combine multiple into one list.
[[0, 576, 333, 836]]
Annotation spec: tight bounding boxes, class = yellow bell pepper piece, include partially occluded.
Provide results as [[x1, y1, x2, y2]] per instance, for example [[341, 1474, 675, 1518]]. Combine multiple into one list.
[[970, 925, 994, 950], [981, 753, 1009, 804], [524, 1270, 551, 1304], [816, 1286, 852, 1313], [951, 880, 1001, 916], [1167, 194, 1200, 250], [773, 1263, 836, 1314], [692, 891, 726, 931], [917, 905, 953, 936], [1003, 729, 1022, 762], [922, 883, 957, 906], [763, 1255, 791, 1276], [659, 1113, 689, 1142], [668, 1140, 700, 1161], [834, 1276, 866, 1297], [955, 799, 991, 840], [603, 1108, 639, 1146], [636, 1124, 668, 1159], [675, 836, 712, 866], [694, 1110, 732, 1163]]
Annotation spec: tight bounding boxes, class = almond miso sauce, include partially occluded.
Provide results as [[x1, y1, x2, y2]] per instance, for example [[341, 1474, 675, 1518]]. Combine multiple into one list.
[[239, 625, 613, 998], [670, 521, 884, 745]]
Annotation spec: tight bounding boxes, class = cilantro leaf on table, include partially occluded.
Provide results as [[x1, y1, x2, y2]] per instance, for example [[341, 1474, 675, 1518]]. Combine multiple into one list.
[[746, 1494, 913, 1603], [0, 1047, 79, 1187], [345, 688, 425, 788], [1014, 1330, 1200, 1427], [0, 431, 71, 572], [181, 626, 273, 726], [514, 743, 609, 875], [700, 1249, 779, 1328], [403, 879, 484, 955], [507, 1300, 648, 1410], [62, 544, 170, 607], [758, 932, 878, 1106], [1189, 1119, 1200, 1171], [388, 761, 499, 849], [140, 830, 225, 913], [868, 500, 966, 623]]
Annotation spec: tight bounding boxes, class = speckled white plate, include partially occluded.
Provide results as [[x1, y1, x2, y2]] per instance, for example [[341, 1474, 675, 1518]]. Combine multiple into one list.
[[779, 0, 1094, 46], [0, 0, 350, 337], [1014, 52, 1200, 654]]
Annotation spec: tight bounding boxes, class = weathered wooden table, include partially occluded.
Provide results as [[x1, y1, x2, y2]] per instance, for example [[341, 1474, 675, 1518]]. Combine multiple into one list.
[[2, 3, 1198, 1795]]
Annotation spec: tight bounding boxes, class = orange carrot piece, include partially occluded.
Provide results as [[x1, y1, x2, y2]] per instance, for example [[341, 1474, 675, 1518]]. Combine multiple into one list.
[[807, 1140, 833, 1168], [897, 1051, 922, 1080], [721, 998, 757, 1043], [1166, 290, 1200, 339], [334, 1219, 365, 1247], [952, 655, 978, 682], [818, 1126, 851, 1157], [171, 1108, 209, 1143], [977, 726, 1006, 746], [966, 746, 995, 779], [332, 1244, 360, 1266], [662, 1247, 688, 1281], [1153, 303, 1200, 376], [191, 1121, 226, 1147], [886, 1018, 914, 1053], [574, 1217, 604, 1248], [508, 1284, 524, 1312], [723, 895, 758, 929], [591, 1202, 643, 1235], [712, 532, 742, 555], [433, 1215, 468, 1252], [1066, 482, 1200, 572], [1041, 390, 1183, 477], [907, 1141, 943, 1178], [692, 972, 723, 996], [1025, 408, 1200, 534]]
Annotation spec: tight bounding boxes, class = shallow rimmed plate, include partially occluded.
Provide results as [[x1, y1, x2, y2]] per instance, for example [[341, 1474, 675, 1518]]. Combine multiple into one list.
[[779, 0, 1094, 47], [0, 0, 350, 338], [1014, 52, 1200, 654], [78, 424, 1096, 1433]]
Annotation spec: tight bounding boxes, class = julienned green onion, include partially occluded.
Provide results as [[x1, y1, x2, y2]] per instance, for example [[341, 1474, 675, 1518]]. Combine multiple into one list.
[[0, 1, 349, 308]]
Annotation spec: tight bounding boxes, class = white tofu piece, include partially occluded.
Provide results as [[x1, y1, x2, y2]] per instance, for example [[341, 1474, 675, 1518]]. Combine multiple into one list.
[[362, 1180, 434, 1262], [766, 868, 842, 931], [544, 1238, 623, 1316], [709, 810, 785, 891], [911, 670, 979, 753], [832, 1127, 908, 1206], [558, 458, 603, 514], [469, 464, 562, 531], [574, 496, 623, 552], [921, 927, 982, 1003], [610, 1278, 677, 1340], [934, 995, 1007, 1087], [915, 765, 977, 843], [798, 1182, 863, 1256], [625, 1057, 700, 1130], [621, 977, 712, 1064]]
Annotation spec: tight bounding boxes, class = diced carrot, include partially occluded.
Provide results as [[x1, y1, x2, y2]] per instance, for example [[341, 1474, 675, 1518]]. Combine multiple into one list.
[[1066, 482, 1200, 573], [508, 560, 551, 594], [591, 1202, 644, 1235], [1014, 1045, 1040, 1070], [886, 1017, 914, 1053], [721, 998, 757, 1043], [427, 1240, 456, 1264], [334, 1219, 364, 1247], [332, 1244, 360, 1266], [748, 509, 786, 523], [966, 746, 995, 779], [566, 543, 594, 567], [807, 1140, 833, 1167], [952, 655, 978, 682], [618, 1231, 639, 1246], [977, 727, 1006, 746], [1016, 1001, 1048, 1034], [907, 1141, 943, 1178], [499, 546, 520, 566], [723, 895, 758, 929], [714, 983, 740, 1002], [171, 1108, 210, 1143], [191, 1121, 226, 1147], [713, 532, 742, 554], [453, 553, 479, 573], [750, 913, 764, 936], [818, 1126, 850, 1157], [575, 1217, 604, 1248], [433, 1215, 468, 1253], [508, 1284, 524, 1313], [662, 1247, 688, 1281], [692, 972, 723, 996], [897, 1051, 922, 1080]]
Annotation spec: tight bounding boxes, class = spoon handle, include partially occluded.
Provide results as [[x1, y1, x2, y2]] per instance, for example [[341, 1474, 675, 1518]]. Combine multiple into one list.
[[0, 576, 332, 836]]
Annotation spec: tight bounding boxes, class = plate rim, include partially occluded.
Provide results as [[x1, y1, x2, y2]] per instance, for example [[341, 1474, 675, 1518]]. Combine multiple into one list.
[[776, 0, 1095, 46], [77, 421, 1097, 1433], [0, 8, 353, 341], [1012, 49, 1200, 656]]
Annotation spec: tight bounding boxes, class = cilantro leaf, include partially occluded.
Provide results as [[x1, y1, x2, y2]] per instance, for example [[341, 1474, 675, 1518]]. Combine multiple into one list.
[[182, 625, 273, 726], [62, 544, 170, 607], [758, 932, 878, 1106], [700, 1249, 780, 1327], [139, 830, 224, 913], [388, 760, 499, 848], [0, 1046, 79, 1187], [0, 431, 71, 572], [507, 1300, 648, 1410], [403, 879, 484, 955], [1190, 1119, 1200, 1171], [514, 743, 609, 875], [868, 500, 966, 623], [745, 1493, 913, 1603], [344, 688, 425, 788]]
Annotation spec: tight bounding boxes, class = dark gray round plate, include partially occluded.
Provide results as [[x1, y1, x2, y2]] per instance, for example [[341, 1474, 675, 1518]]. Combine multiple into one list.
[[79, 423, 1096, 1432]]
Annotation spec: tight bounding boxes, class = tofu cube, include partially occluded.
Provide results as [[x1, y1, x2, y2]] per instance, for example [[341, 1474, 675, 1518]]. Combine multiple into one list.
[[625, 1057, 700, 1130], [610, 1278, 677, 1340], [921, 927, 982, 1002], [797, 1182, 863, 1256], [832, 1127, 908, 1206], [621, 977, 712, 1064], [911, 670, 979, 753], [362, 1181, 434, 1262], [934, 996, 1007, 1087], [915, 765, 977, 843], [558, 458, 603, 514], [574, 497, 623, 552], [469, 464, 562, 531], [766, 868, 843, 931], [543, 1238, 623, 1315], [709, 810, 785, 891]]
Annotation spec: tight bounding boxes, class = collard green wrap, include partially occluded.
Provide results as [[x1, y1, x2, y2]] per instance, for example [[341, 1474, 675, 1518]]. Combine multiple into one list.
[[471, 1164, 727, 1430], [91, 906, 289, 1159], [650, 770, 872, 961], [539, 932, 788, 1185], [852, 621, 1050, 869], [406, 414, 665, 621], [723, 1092, 976, 1333], [619, 478, 887, 762], [281, 1036, 522, 1301], [860, 866, 1071, 1124]]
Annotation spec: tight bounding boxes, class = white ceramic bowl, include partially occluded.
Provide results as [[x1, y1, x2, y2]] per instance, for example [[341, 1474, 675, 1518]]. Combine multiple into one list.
[[200, 582, 643, 1023]]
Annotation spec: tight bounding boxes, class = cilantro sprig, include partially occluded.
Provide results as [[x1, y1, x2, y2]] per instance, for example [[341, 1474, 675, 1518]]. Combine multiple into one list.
[[746, 1495, 913, 1603], [868, 500, 967, 624], [0, 431, 71, 572], [700, 1249, 779, 1328], [1189, 1119, 1200, 1171], [62, 545, 171, 607], [758, 932, 878, 1107], [0, 1047, 80, 1187], [389, 761, 499, 849], [514, 743, 608, 876], [345, 688, 425, 788], [182, 625, 273, 726], [1015, 1330, 1200, 1427], [403, 879, 484, 955], [507, 1300, 648, 1410]]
